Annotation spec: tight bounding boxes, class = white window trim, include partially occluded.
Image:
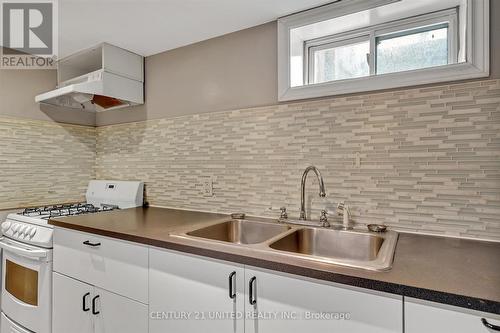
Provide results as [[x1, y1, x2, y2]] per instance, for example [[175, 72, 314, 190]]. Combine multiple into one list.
[[278, 0, 489, 102]]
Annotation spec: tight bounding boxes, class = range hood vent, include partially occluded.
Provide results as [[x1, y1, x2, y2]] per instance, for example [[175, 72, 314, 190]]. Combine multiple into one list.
[[35, 43, 144, 112]]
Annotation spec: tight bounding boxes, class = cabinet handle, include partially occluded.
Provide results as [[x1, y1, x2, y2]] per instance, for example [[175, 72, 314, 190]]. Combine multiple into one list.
[[92, 295, 100, 315], [249, 276, 257, 305], [83, 240, 101, 247], [82, 292, 90, 312], [482, 318, 500, 331], [228, 271, 236, 299]]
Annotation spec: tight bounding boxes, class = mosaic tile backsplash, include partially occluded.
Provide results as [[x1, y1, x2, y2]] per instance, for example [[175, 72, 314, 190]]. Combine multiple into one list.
[[0, 117, 96, 209], [96, 79, 500, 241]]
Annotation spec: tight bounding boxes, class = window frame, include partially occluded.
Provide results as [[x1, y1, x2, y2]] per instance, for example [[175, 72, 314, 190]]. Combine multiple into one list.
[[278, 0, 489, 102], [373, 9, 458, 74], [306, 34, 371, 84]]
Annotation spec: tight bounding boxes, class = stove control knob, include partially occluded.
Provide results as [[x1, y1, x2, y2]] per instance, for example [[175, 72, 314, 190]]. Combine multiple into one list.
[[23, 226, 32, 238], [1, 222, 11, 234], [19, 225, 27, 236], [29, 227, 37, 238], [11, 223, 20, 233]]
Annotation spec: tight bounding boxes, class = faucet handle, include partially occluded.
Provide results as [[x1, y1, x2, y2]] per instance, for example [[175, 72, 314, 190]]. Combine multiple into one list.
[[279, 207, 288, 220], [337, 201, 351, 215], [337, 202, 352, 230], [345, 204, 351, 217], [320, 209, 329, 227], [336, 201, 345, 215]]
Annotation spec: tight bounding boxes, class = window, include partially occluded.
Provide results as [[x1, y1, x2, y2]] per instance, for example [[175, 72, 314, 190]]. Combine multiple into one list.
[[305, 9, 457, 84], [278, 0, 489, 101], [309, 37, 370, 84], [376, 24, 451, 75]]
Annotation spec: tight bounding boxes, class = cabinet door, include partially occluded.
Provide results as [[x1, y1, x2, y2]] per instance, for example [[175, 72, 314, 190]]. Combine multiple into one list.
[[149, 248, 245, 333], [93, 287, 148, 333], [244, 268, 403, 333], [53, 228, 149, 303], [53, 272, 93, 333], [405, 298, 500, 333]]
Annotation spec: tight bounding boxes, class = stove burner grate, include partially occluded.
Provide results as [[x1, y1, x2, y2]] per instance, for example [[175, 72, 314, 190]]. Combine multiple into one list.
[[20, 203, 119, 219]]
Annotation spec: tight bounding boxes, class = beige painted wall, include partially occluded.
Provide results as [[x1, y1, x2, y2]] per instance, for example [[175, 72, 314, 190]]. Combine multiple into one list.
[[0, 65, 95, 125], [97, 2, 500, 126], [1, 2, 498, 126], [96, 22, 278, 126]]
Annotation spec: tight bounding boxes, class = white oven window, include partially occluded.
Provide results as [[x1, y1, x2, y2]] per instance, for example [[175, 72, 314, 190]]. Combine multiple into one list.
[[5, 259, 38, 306]]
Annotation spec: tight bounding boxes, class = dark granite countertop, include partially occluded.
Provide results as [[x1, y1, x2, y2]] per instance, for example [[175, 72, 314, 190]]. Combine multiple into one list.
[[49, 206, 500, 315]]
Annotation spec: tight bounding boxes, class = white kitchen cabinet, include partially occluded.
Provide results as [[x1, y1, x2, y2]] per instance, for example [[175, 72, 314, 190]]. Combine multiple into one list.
[[149, 248, 245, 333], [53, 227, 149, 303], [53, 272, 93, 333], [94, 287, 149, 333], [244, 267, 403, 333], [149, 248, 403, 333], [53, 272, 148, 333], [405, 298, 500, 333]]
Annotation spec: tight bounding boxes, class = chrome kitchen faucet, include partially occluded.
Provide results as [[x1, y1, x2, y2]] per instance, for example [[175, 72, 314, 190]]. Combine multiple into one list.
[[299, 166, 326, 220]]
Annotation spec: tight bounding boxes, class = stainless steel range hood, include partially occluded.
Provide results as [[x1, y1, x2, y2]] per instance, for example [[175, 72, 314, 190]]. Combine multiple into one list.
[[35, 43, 144, 112]]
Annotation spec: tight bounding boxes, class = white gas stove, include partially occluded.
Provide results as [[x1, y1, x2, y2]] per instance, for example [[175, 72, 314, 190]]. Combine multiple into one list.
[[0, 180, 143, 333], [1, 180, 144, 249]]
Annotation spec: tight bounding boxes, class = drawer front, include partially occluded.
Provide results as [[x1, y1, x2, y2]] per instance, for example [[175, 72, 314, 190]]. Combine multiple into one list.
[[405, 298, 500, 333], [53, 227, 148, 304]]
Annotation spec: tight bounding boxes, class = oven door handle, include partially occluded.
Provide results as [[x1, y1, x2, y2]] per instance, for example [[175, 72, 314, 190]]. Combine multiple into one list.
[[0, 238, 48, 260]]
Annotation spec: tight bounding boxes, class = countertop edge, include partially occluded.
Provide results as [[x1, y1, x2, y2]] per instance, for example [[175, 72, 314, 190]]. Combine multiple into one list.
[[49, 219, 500, 315]]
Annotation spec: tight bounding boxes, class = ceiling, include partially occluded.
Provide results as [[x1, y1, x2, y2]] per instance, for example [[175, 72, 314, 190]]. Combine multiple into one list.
[[59, 0, 334, 58]]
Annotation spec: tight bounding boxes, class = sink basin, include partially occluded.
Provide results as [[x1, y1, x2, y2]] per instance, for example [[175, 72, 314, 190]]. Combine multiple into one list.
[[269, 227, 398, 270], [270, 228, 382, 260], [173, 218, 398, 271], [186, 220, 291, 244]]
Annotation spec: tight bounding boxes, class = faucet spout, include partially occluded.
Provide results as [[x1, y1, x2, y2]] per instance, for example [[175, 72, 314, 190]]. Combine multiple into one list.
[[299, 166, 327, 220]]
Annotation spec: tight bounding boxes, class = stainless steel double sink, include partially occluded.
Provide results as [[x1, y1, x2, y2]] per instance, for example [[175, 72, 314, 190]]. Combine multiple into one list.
[[171, 219, 398, 271]]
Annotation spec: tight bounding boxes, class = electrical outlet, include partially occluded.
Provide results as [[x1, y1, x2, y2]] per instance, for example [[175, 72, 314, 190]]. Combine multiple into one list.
[[202, 180, 214, 197]]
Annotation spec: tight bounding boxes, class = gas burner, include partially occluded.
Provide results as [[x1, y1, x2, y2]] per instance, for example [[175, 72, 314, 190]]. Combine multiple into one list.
[[20, 202, 120, 220]]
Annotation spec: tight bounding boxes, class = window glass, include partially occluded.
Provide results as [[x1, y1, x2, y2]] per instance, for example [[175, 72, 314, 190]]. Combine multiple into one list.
[[6, 259, 38, 306], [312, 40, 370, 84], [376, 25, 449, 75]]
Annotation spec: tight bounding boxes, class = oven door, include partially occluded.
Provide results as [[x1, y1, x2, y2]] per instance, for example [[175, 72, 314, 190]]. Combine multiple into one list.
[[0, 237, 52, 333]]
